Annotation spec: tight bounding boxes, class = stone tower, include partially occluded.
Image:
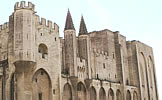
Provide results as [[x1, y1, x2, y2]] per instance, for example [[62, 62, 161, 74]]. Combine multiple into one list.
[[64, 10, 77, 76], [12, 1, 36, 100], [78, 16, 91, 78], [13, 1, 36, 65]]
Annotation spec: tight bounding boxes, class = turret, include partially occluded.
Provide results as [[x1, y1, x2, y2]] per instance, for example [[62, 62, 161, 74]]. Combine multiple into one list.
[[13, 1, 36, 67], [79, 16, 88, 35], [64, 9, 75, 31], [14, 1, 35, 11], [11, 2, 36, 100], [78, 16, 91, 78], [64, 9, 77, 76]]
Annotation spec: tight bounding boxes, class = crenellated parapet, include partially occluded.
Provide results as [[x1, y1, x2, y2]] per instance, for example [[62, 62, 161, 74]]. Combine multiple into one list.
[[14, 1, 35, 11], [93, 49, 108, 59], [0, 22, 9, 32], [35, 15, 59, 32]]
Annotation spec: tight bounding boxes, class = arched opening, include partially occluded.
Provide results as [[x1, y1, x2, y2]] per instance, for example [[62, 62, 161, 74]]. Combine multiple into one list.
[[63, 83, 72, 100], [139, 53, 146, 86], [108, 88, 114, 100], [77, 82, 86, 100], [116, 89, 122, 100], [148, 56, 153, 88], [126, 90, 131, 100], [32, 69, 52, 100], [139, 53, 150, 99], [38, 44, 48, 59], [10, 74, 15, 100], [90, 86, 96, 100], [99, 87, 106, 100], [133, 91, 138, 100]]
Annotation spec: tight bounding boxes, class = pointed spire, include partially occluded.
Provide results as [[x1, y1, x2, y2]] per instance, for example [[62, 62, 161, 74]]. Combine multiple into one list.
[[64, 9, 75, 30], [79, 15, 88, 35]]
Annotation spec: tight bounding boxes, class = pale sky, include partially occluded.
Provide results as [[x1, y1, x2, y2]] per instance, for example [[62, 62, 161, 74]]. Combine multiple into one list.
[[0, 0, 161, 98]]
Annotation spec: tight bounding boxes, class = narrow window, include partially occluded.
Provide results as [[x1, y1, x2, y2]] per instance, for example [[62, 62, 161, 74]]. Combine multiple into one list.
[[97, 74, 99, 79], [27, 51, 28, 57], [126, 79, 129, 85], [38, 93, 42, 100], [35, 78, 37, 82], [38, 44, 48, 59], [113, 53, 115, 59], [40, 33, 43, 36], [103, 63, 106, 69], [27, 34, 28, 39], [53, 89, 55, 94], [55, 37, 57, 41]]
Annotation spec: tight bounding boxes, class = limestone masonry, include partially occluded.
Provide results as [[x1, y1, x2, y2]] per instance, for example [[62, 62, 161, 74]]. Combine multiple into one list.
[[0, 1, 158, 100]]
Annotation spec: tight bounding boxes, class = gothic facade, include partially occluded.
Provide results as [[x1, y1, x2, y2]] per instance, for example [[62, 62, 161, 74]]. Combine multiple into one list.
[[0, 1, 158, 100]]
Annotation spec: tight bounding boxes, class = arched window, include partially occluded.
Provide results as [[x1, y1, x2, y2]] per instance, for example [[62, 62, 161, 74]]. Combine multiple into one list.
[[38, 44, 48, 59], [77, 82, 86, 100], [108, 88, 114, 100], [133, 91, 138, 100], [99, 87, 106, 100], [63, 83, 72, 100], [126, 90, 131, 100], [90, 86, 96, 100], [139, 53, 146, 86], [116, 89, 122, 100], [32, 69, 52, 100]]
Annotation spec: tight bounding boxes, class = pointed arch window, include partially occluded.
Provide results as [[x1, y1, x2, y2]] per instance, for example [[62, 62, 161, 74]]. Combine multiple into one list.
[[38, 44, 48, 59]]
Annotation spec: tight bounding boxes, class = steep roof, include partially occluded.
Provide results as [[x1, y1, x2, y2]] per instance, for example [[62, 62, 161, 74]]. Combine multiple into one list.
[[79, 16, 88, 35], [64, 9, 75, 30]]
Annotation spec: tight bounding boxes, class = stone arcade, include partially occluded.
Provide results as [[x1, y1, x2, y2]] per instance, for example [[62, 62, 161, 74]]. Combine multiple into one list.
[[0, 1, 158, 100]]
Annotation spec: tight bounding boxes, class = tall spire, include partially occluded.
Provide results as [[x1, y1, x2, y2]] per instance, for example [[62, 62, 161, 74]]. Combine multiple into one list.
[[64, 9, 75, 30], [79, 15, 88, 35]]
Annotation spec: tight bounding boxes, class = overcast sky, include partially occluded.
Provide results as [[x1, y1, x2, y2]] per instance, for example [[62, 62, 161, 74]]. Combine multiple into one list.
[[0, 0, 161, 98]]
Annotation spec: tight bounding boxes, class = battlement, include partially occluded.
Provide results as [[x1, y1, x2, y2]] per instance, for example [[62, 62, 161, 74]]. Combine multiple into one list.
[[35, 15, 59, 32], [14, 1, 35, 11], [127, 40, 152, 49], [93, 49, 108, 58], [0, 22, 9, 32], [89, 29, 114, 35]]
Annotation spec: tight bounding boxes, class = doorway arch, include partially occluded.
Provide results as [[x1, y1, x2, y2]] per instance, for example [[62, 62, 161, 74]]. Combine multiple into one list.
[[32, 69, 52, 100], [108, 88, 114, 100], [99, 87, 106, 100], [126, 90, 131, 100], [77, 82, 86, 100], [116, 89, 122, 100], [63, 83, 72, 100], [90, 86, 96, 100]]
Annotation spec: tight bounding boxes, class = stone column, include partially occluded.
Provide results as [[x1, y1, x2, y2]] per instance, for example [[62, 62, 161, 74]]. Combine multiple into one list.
[[15, 72, 24, 100], [96, 88, 99, 100], [0, 76, 2, 100], [86, 89, 90, 100]]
